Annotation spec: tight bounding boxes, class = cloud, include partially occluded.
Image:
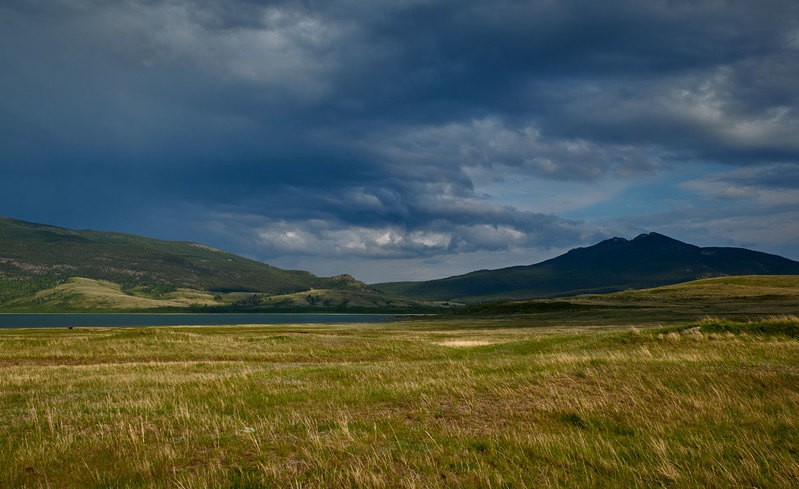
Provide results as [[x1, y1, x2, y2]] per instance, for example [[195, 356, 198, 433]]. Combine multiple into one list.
[[0, 0, 798, 279], [364, 117, 665, 181], [5, 0, 798, 169], [682, 164, 799, 205], [197, 199, 596, 262], [589, 163, 799, 262], [617, 204, 799, 261]]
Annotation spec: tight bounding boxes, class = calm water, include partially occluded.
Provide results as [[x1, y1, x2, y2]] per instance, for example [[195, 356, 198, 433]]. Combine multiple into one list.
[[0, 313, 398, 329]]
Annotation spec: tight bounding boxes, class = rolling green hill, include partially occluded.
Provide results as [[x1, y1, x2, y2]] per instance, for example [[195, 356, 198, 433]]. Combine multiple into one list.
[[0, 217, 415, 311], [373, 233, 799, 303], [0, 217, 332, 293]]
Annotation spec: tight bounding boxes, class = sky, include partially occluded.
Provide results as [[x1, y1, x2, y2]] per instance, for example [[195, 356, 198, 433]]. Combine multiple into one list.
[[1, 0, 798, 283]]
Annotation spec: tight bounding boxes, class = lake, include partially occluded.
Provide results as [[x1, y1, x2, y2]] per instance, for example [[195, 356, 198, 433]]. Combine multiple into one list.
[[0, 313, 399, 329]]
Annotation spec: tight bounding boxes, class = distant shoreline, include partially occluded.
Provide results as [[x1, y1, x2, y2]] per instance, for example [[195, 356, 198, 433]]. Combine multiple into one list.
[[0, 313, 406, 329]]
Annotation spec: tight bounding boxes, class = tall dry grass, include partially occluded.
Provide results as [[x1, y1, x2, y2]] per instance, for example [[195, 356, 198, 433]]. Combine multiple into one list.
[[0, 320, 797, 487]]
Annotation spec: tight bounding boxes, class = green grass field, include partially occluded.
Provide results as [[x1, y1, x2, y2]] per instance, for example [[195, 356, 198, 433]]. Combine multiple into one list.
[[1, 314, 798, 488]]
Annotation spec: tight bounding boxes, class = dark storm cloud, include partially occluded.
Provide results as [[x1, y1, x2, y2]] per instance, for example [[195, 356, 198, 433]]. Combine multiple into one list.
[[1, 0, 798, 274]]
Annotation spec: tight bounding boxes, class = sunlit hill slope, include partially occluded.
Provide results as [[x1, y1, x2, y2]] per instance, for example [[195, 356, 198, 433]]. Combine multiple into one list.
[[0, 217, 415, 311]]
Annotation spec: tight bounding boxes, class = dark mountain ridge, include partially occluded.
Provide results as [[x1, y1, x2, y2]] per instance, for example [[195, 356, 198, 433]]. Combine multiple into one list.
[[373, 232, 799, 302]]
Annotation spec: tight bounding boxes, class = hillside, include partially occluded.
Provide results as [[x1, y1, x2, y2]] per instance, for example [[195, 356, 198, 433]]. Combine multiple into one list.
[[6, 218, 798, 311], [373, 233, 799, 302], [0, 217, 407, 311], [454, 275, 799, 323]]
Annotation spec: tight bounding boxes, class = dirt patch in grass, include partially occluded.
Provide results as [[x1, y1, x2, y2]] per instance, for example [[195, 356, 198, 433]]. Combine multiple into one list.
[[435, 339, 502, 347]]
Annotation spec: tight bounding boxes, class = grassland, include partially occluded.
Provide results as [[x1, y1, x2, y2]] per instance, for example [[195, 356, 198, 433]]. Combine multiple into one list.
[[456, 275, 799, 325], [1, 312, 798, 488]]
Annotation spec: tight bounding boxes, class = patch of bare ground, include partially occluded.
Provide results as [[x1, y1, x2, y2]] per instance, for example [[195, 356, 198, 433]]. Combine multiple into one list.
[[435, 339, 500, 347]]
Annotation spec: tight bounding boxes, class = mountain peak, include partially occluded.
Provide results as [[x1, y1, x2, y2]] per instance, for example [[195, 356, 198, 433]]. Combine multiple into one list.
[[327, 274, 374, 292], [589, 236, 628, 248], [379, 232, 799, 302], [633, 232, 677, 242], [630, 232, 695, 249], [594, 232, 687, 247]]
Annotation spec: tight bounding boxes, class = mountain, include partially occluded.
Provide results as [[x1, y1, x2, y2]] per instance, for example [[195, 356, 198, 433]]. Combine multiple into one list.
[[372, 233, 799, 303], [5, 218, 797, 310], [0, 217, 408, 311]]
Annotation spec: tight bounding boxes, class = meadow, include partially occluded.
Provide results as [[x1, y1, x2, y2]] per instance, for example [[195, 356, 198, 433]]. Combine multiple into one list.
[[1, 313, 798, 488]]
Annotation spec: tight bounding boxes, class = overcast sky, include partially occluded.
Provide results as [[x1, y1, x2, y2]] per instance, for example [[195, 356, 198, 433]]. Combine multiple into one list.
[[2, 0, 798, 282]]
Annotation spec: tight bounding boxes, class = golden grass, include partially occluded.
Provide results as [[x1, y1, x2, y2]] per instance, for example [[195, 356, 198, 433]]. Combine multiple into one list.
[[18, 277, 219, 309], [597, 274, 799, 302], [1, 319, 798, 488], [434, 339, 500, 347]]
